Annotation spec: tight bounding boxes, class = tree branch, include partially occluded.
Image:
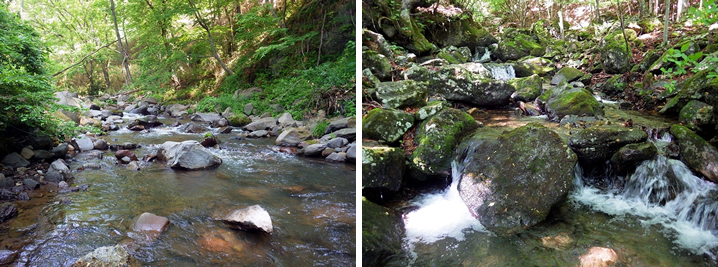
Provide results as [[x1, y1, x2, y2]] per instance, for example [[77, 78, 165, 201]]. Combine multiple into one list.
[[52, 40, 118, 77]]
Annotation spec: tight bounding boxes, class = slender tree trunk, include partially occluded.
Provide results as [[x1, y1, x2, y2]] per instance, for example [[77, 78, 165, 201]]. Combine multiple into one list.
[[655, 0, 660, 15], [617, 0, 631, 71], [595, 0, 600, 23], [676, 0, 683, 21], [663, 0, 670, 46], [260, 0, 286, 28], [558, 10, 564, 39], [110, 0, 132, 86], [188, 0, 235, 75], [103, 58, 111, 91], [317, 10, 326, 66]]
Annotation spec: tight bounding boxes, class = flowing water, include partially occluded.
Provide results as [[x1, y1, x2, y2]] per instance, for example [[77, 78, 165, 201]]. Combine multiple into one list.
[[392, 108, 718, 266], [2, 119, 355, 266]]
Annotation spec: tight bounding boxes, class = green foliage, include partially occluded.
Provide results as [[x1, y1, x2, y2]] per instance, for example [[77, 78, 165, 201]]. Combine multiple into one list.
[[312, 121, 329, 137], [688, 0, 718, 25], [660, 43, 716, 93]]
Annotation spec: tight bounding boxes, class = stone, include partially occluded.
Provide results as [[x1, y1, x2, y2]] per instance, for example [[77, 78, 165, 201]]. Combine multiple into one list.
[[509, 74, 543, 102], [115, 150, 138, 163], [167, 103, 189, 117], [303, 144, 327, 157], [276, 128, 311, 147], [375, 80, 428, 109], [436, 46, 471, 64], [411, 108, 478, 175], [191, 113, 222, 124], [2, 152, 30, 168], [25, 133, 53, 150], [362, 108, 414, 144], [93, 139, 109, 150], [0, 250, 18, 265], [247, 130, 269, 138], [514, 56, 555, 77], [72, 136, 95, 152], [51, 143, 69, 158], [0, 203, 18, 223], [610, 142, 658, 175], [0, 174, 13, 189], [363, 48, 392, 81], [326, 128, 356, 142], [660, 69, 718, 115], [362, 145, 405, 198], [456, 123, 577, 236], [569, 125, 648, 167], [46, 159, 72, 183], [277, 113, 294, 127], [71, 245, 139, 267], [578, 247, 619, 267], [496, 33, 544, 61], [414, 101, 448, 121], [346, 143, 357, 162], [33, 149, 54, 160], [244, 103, 255, 115], [177, 122, 209, 134], [243, 117, 277, 131], [601, 40, 630, 74], [601, 75, 627, 96], [20, 147, 34, 160], [550, 67, 584, 85], [325, 117, 354, 134], [679, 100, 715, 135], [325, 152, 346, 162], [670, 125, 718, 183], [362, 198, 404, 267], [221, 205, 273, 234], [158, 141, 222, 170], [127, 161, 140, 171], [131, 212, 169, 244], [363, 29, 394, 59], [23, 179, 39, 190], [538, 82, 604, 121], [326, 137, 349, 149]]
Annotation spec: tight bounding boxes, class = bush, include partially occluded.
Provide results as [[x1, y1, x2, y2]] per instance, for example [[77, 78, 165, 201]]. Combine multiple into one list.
[[312, 121, 329, 138]]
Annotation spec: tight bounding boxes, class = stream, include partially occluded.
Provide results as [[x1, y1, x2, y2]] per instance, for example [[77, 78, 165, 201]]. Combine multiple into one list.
[[1, 117, 356, 266], [392, 102, 718, 266]]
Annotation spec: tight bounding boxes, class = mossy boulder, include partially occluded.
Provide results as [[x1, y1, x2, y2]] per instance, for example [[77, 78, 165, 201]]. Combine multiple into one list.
[[497, 33, 544, 62], [669, 125, 718, 183], [411, 108, 478, 175], [362, 68, 382, 97], [362, 108, 414, 144], [375, 80, 428, 109], [436, 46, 471, 64], [679, 100, 715, 135], [569, 125, 649, 167], [431, 19, 497, 50], [363, 48, 392, 81], [601, 75, 627, 96], [363, 29, 394, 59], [550, 67, 584, 85], [362, 198, 405, 266], [228, 114, 251, 127], [455, 123, 577, 236], [633, 50, 661, 73], [509, 74, 543, 102], [610, 142, 658, 175], [514, 56, 555, 77], [405, 63, 516, 107], [539, 83, 604, 121], [600, 40, 630, 74], [660, 69, 718, 115], [362, 144, 405, 200], [414, 100, 448, 121], [638, 17, 662, 32], [398, 9, 437, 54]]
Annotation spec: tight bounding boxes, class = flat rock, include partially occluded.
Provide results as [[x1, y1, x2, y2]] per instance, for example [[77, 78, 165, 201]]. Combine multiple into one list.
[[131, 212, 169, 243], [243, 117, 277, 131], [221, 205, 273, 234], [71, 245, 139, 267], [73, 136, 95, 152], [1, 153, 30, 168], [303, 144, 327, 157]]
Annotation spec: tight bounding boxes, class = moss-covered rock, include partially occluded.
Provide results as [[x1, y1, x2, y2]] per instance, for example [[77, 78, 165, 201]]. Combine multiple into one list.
[[497, 33, 544, 62], [679, 100, 715, 134], [539, 83, 604, 121], [569, 125, 649, 167], [669, 125, 718, 183], [362, 198, 405, 266], [436, 46, 471, 64], [550, 67, 584, 85], [362, 108, 414, 143], [600, 40, 630, 74], [228, 114, 251, 127], [431, 18, 497, 50], [660, 69, 718, 115], [638, 17, 662, 32], [362, 48, 392, 81], [514, 56, 555, 77], [411, 108, 478, 175], [406, 63, 516, 107], [398, 9, 437, 54], [362, 145, 405, 199], [363, 29, 395, 59], [362, 68, 381, 97], [414, 100, 448, 121], [455, 123, 577, 236], [601, 75, 627, 96], [509, 74, 543, 102], [633, 50, 661, 73], [610, 142, 658, 175], [375, 80, 428, 109]]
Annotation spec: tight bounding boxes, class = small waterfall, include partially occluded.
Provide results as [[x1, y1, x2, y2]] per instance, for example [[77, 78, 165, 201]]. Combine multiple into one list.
[[473, 47, 491, 63], [484, 63, 515, 81], [573, 135, 718, 257]]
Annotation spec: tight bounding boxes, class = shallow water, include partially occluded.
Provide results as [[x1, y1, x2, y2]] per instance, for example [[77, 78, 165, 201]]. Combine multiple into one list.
[[5, 123, 355, 266]]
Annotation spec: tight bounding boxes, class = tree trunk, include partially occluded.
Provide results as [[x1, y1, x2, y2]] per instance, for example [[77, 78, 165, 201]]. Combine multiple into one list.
[[663, 0, 670, 46], [558, 10, 564, 39], [595, 0, 600, 23], [638, 0, 646, 17], [617, 0, 631, 71], [188, 0, 235, 75], [317, 9, 326, 66], [260, 0, 286, 28], [676, 0, 683, 21], [110, 0, 132, 86], [103, 58, 111, 91]]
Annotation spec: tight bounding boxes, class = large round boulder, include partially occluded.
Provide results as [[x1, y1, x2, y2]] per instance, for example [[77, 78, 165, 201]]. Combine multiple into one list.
[[569, 125, 648, 167], [455, 123, 577, 236], [158, 141, 222, 170], [600, 40, 630, 74], [410, 108, 478, 175], [538, 83, 604, 121], [362, 108, 414, 144]]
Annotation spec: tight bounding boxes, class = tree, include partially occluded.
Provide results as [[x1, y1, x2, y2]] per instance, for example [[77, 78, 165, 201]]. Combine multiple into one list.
[[187, 0, 235, 75], [110, 0, 133, 86]]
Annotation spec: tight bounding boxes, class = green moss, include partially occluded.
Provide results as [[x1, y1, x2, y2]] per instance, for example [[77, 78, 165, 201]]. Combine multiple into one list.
[[411, 108, 478, 175], [363, 108, 415, 143], [228, 114, 251, 127]]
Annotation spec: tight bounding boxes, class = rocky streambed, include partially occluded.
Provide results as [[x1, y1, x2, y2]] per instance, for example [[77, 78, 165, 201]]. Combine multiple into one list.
[[361, 19, 718, 266], [0, 93, 357, 265]]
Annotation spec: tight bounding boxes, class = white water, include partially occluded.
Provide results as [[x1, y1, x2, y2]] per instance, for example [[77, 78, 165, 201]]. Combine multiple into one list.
[[473, 48, 491, 63], [484, 64, 516, 81], [403, 162, 486, 245]]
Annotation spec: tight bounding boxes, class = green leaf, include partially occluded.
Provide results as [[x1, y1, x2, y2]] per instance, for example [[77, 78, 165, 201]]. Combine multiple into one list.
[[680, 43, 690, 52]]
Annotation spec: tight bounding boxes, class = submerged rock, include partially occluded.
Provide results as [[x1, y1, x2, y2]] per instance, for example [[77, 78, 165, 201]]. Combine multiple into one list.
[[221, 205, 273, 234], [46, 159, 73, 183], [411, 108, 478, 175], [131, 212, 169, 244], [158, 141, 222, 170], [456, 123, 577, 236], [670, 125, 718, 183], [71, 245, 139, 267], [362, 198, 405, 267]]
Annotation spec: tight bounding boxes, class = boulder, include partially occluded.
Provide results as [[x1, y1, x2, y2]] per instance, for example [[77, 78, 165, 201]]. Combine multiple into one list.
[[276, 128, 311, 147], [362, 145, 405, 197], [538, 83, 604, 121], [158, 141, 222, 170], [51, 143, 69, 158], [600, 40, 630, 74], [243, 117, 277, 131], [375, 80, 428, 109], [363, 29, 394, 59], [569, 125, 648, 167], [71, 245, 139, 267], [243, 103, 255, 115], [247, 130, 270, 138], [456, 123, 577, 236], [325, 152, 346, 162], [436, 46, 471, 64], [131, 212, 169, 244], [115, 150, 138, 163], [0, 203, 18, 224], [32, 150, 54, 160], [93, 139, 109, 150], [303, 144, 327, 157], [326, 137, 349, 149], [46, 159, 73, 183], [679, 100, 715, 135], [610, 142, 658, 175], [276, 113, 295, 127], [221, 205, 273, 234], [362, 109, 414, 144], [496, 33, 544, 61], [346, 143, 357, 162], [670, 125, 718, 183], [127, 115, 163, 129], [509, 74, 543, 102], [72, 136, 95, 152], [414, 101, 448, 121], [411, 108, 478, 175], [406, 64, 515, 107], [200, 134, 219, 147], [325, 117, 354, 134], [601, 75, 627, 96], [660, 69, 718, 115], [166, 103, 189, 117], [362, 198, 405, 267], [2, 153, 30, 168], [550, 67, 584, 85], [326, 128, 356, 142], [23, 179, 39, 190], [363, 49, 392, 81], [177, 122, 209, 134], [190, 113, 221, 123]]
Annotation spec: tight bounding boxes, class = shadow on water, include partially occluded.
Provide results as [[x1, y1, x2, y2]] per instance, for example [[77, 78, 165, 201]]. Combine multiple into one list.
[[3, 125, 355, 266]]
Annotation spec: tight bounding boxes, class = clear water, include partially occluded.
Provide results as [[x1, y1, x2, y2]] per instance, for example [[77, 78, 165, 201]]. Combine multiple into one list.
[[3, 122, 355, 266]]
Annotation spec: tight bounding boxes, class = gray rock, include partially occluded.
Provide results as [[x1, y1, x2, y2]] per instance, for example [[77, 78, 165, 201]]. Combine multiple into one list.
[[243, 117, 277, 131], [167, 103, 189, 117], [276, 128, 311, 147], [569, 125, 648, 166], [670, 125, 718, 183], [362, 145, 404, 195], [303, 144, 327, 157], [158, 141, 222, 170], [130, 212, 168, 243], [346, 143, 357, 162], [221, 205, 273, 234], [376, 80, 428, 109], [325, 117, 354, 134], [191, 113, 222, 123], [0, 250, 18, 265], [23, 179, 39, 190], [326, 137, 349, 148], [248, 130, 269, 138], [328, 128, 356, 142], [33, 150, 54, 160], [362, 199, 405, 267], [325, 152, 346, 162], [1, 153, 30, 168], [550, 67, 584, 85], [277, 113, 294, 127], [0, 174, 13, 189], [73, 136, 95, 152], [0, 203, 18, 224], [363, 108, 413, 144], [46, 159, 72, 183], [244, 103, 255, 115], [411, 108, 478, 175], [71, 245, 139, 267], [93, 139, 109, 150], [177, 122, 209, 134], [51, 144, 69, 158]]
